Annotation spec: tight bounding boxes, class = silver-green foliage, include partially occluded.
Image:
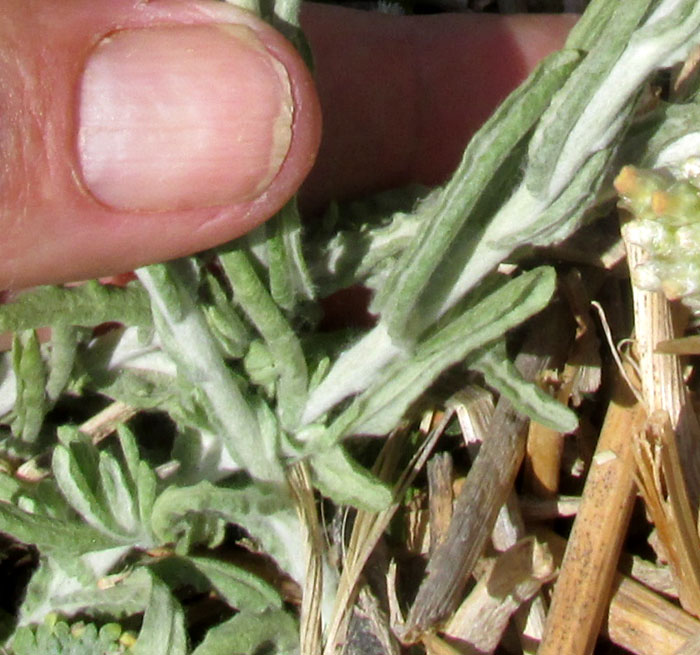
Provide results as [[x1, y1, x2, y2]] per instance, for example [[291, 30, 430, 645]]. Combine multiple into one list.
[[3, 1, 700, 653]]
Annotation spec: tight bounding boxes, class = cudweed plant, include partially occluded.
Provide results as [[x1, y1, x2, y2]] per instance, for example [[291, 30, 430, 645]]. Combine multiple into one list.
[[3, 0, 700, 653]]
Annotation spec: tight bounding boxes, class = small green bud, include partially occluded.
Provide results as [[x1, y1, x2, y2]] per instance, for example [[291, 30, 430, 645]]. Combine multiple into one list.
[[616, 161, 700, 309]]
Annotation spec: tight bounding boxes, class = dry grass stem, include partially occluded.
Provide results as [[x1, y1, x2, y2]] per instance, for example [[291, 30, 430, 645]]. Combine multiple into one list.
[[288, 461, 324, 655], [79, 400, 138, 444], [605, 572, 700, 655], [633, 411, 700, 617], [492, 495, 548, 654], [625, 238, 700, 502], [324, 410, 453, 655], [628, 555, 677, 598], [518, 494, 580, 520], [542, 530, 700, 655], [524, 416, 567, 499], [537, 374, 645, 655]]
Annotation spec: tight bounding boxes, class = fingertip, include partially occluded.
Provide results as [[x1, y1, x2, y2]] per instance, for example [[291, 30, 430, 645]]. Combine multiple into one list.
[[0, 0, 321, 289]]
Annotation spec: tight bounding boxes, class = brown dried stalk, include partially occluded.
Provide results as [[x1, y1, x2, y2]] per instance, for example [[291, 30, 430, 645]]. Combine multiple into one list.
[[633, 411, 700, 617], [79, 400, 138, 444], [542, 530, 700, 655], [625, 238, 700, 504], [439, 537, 554, 654], [427, 453, 454, 555], [401, 306, 573, 641], [537, 374, 646, 655]]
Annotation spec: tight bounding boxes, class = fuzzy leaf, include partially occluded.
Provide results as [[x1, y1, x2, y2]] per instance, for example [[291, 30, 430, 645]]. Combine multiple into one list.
[[11, 332, 48, 444], [45, 325, 81, 402], [310, 445, 392, 511], [137, 262, 284, 483], [19, 558, 149, 627], [372, 50, 581, 340], [188, 555, 282, 612], [265, 200, 315, 311], [0, 281, 151, 332], [317, 268, 557, 439], [219, 248, 308, 430], [132, 575, 187, 655], [151, 480, 303, 582], [470, 341, 578, 433], [0, 501, 113, 554], [191, 609, 298, 655], [52, 444, 129, 543]]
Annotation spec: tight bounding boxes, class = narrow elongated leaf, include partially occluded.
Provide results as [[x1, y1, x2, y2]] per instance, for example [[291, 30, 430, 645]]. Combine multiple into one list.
[[219, 248, 308, 430], [325, 268, 557, 439], [98, 451, 140, 536], [52, 445, 128, 543], [137, 262, 283, 483], [132, 575, 187, 655], [45, 324, 81, 402], [265, 200, 315, 311], [526, 0, 652, 196], [11, 332, 48, 444], [373, 50, 581, 340], [470, 341, 578, 433], [0, 281, 151, 332]]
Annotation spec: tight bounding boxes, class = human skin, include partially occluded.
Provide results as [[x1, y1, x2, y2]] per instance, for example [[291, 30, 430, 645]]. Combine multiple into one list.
[[0, 1, 574, 290]]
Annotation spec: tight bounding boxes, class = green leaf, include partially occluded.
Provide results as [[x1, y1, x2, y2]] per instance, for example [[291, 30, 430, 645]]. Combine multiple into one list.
[[265, 200, 315, 311], [52, 444, 129, 543], [137, 262, 283, 483], [11, 332, 48, 444], [525, 0, 652, 196], [0, 281, 151, 332], [188, 555, 282, 612], [132, 574, 187, 655], [150, 480, 303, 582], [326, 268, 557, 438], [51, 428, 155, 546], [372, 49, 581, 340], [0, 501, 113, 554], [45, 325, 81, 402], [19, 558, 149, 627], [98, 451, 140, 536], [191, 609, 298, 655], [201, 269, 251, 359], [219, 248, 308, 430], [310, 445, 391, 511], [470, 341, 578, 433]]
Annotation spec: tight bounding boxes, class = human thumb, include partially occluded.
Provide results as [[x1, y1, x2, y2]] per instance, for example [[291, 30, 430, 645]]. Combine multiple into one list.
[[1, 0, 320, 289]]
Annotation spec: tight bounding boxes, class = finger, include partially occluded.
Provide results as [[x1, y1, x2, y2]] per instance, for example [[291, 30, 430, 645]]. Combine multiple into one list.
[[300, 4, 576, 211], [0, 0, 321, 289]]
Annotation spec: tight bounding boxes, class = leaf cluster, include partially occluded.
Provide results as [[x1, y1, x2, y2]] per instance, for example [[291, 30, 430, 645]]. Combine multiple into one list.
[[3, 0, 700, 652]]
